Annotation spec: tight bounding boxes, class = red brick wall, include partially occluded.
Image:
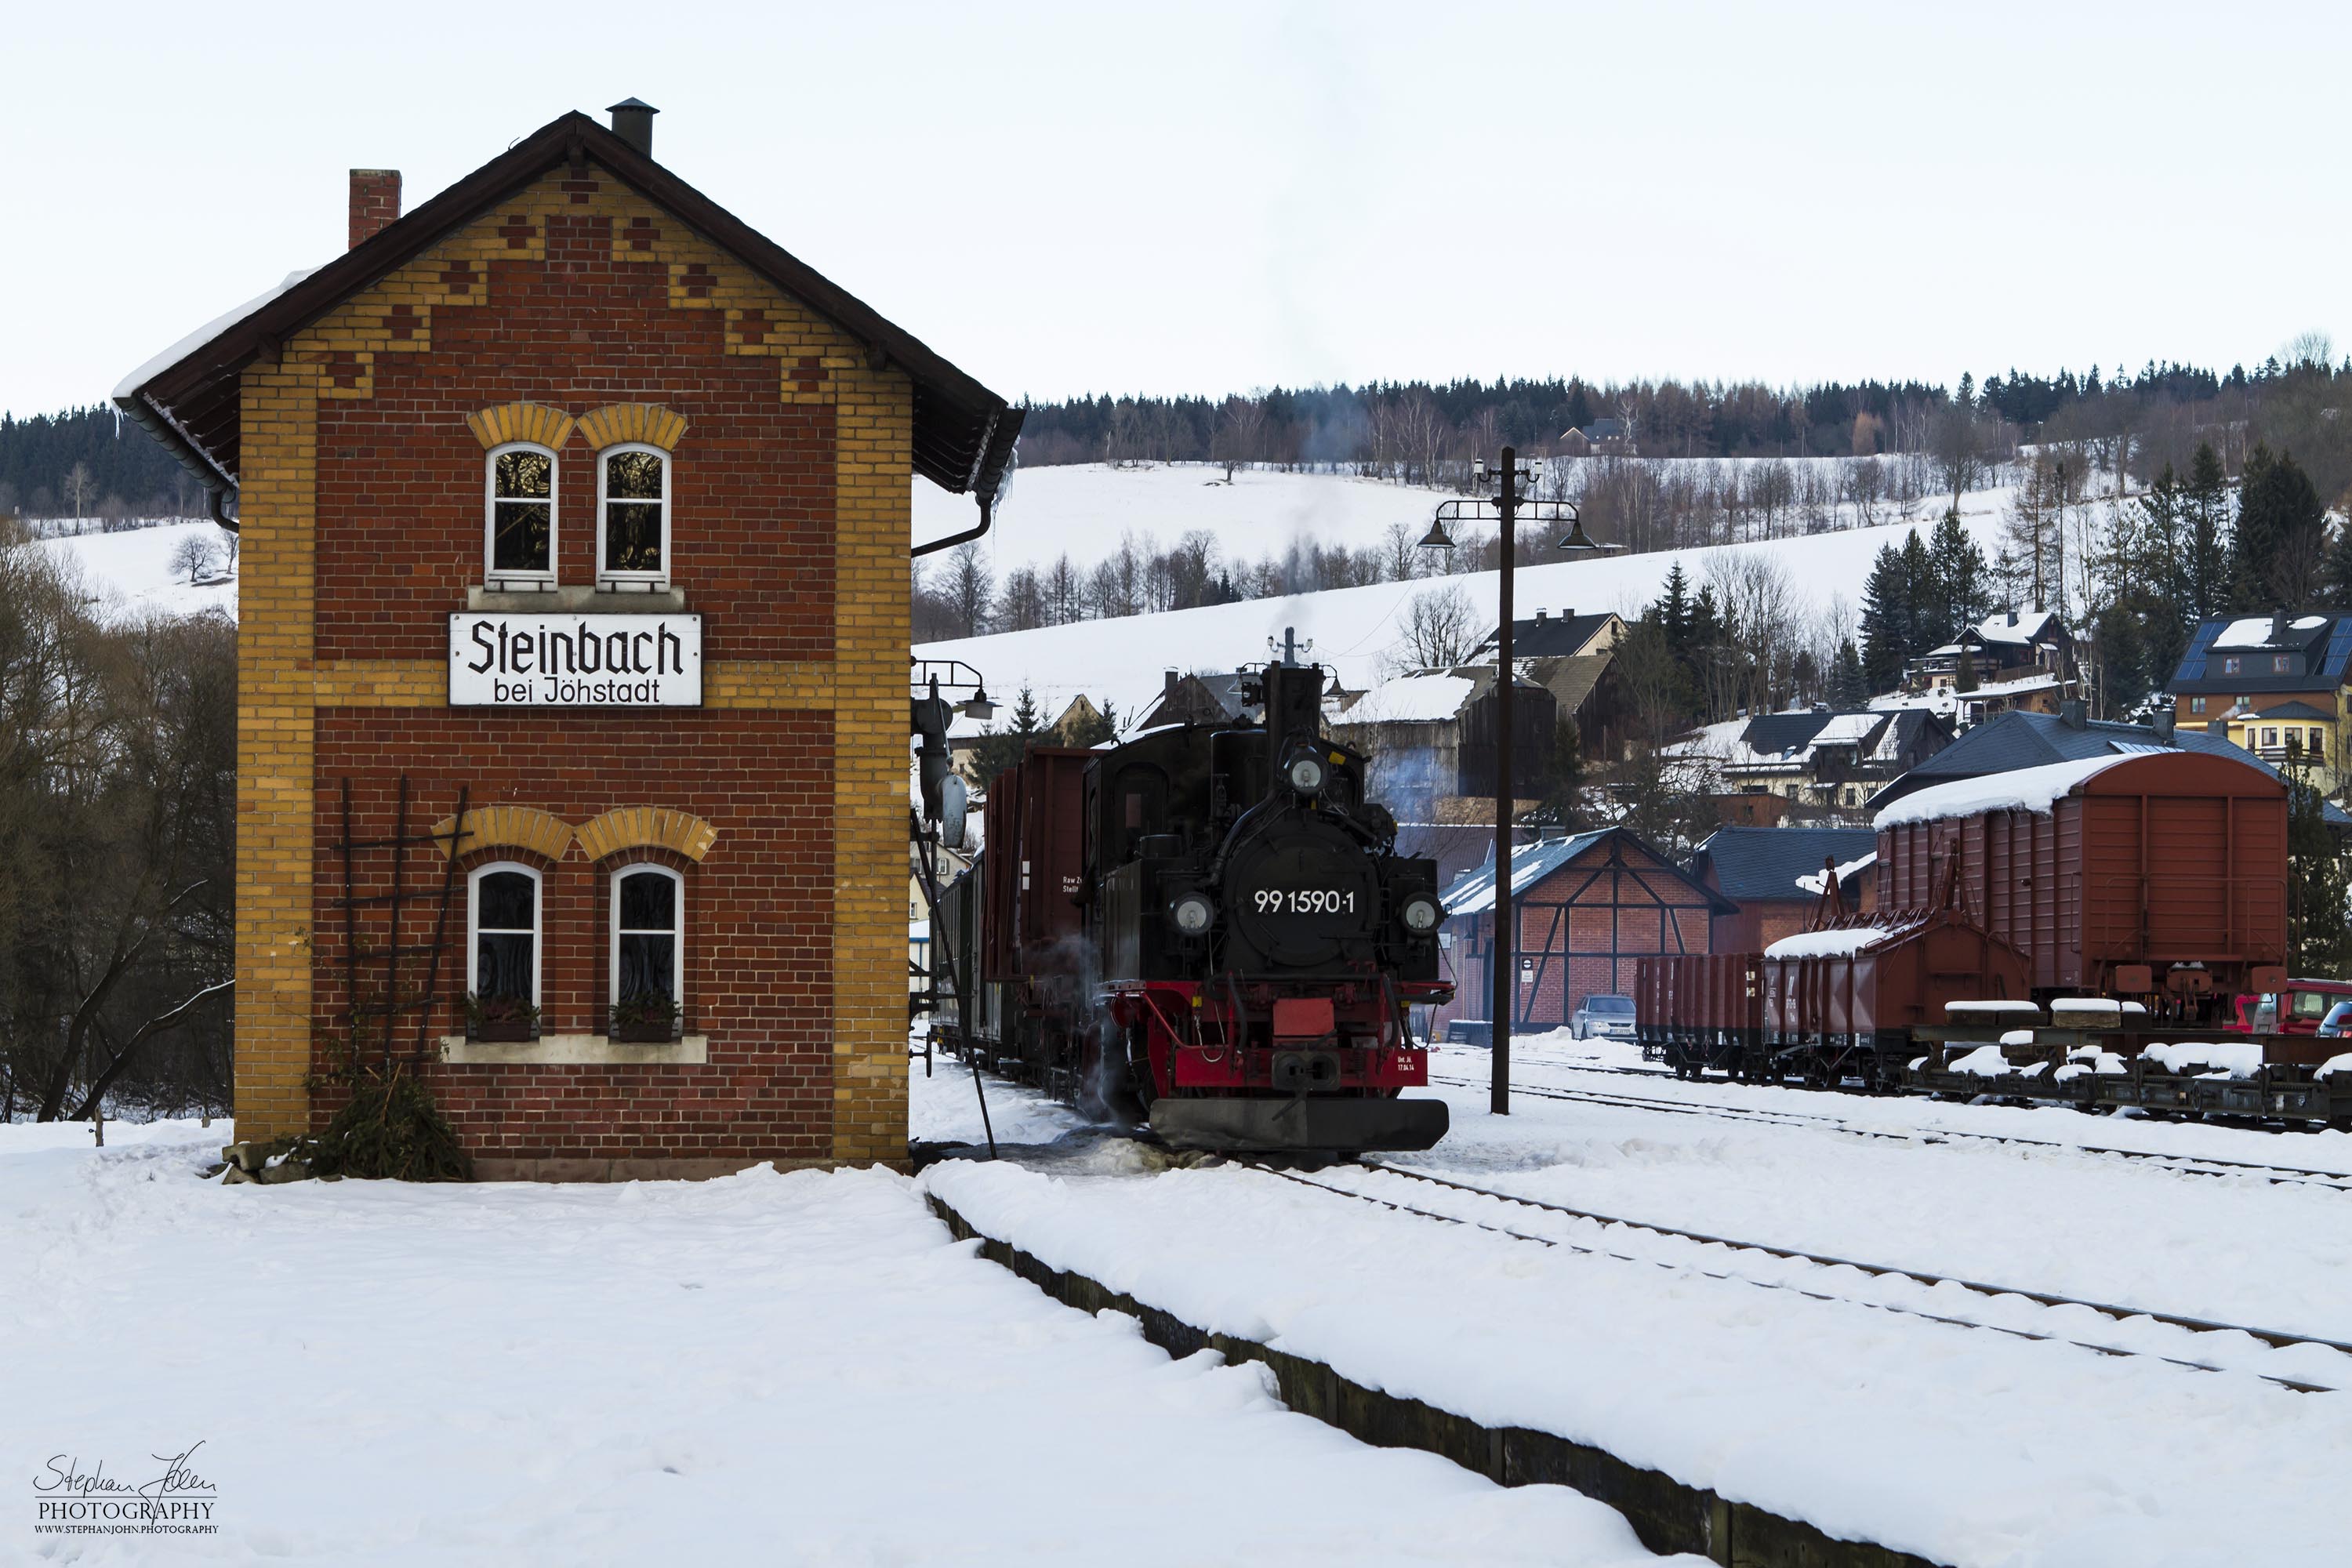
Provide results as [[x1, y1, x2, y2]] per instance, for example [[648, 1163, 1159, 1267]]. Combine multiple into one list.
[[313, 204, 837, 666], [312, 711, 834, 1164]]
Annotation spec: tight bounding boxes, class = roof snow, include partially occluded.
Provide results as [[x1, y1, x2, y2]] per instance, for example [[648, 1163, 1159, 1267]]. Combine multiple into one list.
[[1346, 672, 1476, 724], [1974, 608, 2054, 645], [2210, 614, 2328, 650], [1765, 926, 1890, 959], [1873, 754, 2129, 830], [112, 267, 321, 401], [1795, 851, 1876, 895]]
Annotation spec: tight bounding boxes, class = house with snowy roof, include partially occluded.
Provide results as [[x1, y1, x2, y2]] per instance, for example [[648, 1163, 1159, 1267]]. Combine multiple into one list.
[[1327, 666, 1559, 822], [2165, 610, 2352, 793], [1468, 605, 1622, 662], [1669, 706, 1951, 818], [1912, 608, 2074, 691], [1555, 419, 1635, 457]]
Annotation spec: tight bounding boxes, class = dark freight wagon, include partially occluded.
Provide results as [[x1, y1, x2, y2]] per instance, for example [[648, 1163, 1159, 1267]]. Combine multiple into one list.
[[1757, 909, 2031, 1088], [1635, 953, 1761, 1078], [1874, 750, 2288, 1008]]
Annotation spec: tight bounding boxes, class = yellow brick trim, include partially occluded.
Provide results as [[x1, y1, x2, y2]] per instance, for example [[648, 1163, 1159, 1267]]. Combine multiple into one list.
[[576, 403, 688, 452], [575, 806, 720, 863], [828, 357, 914, 1166], [466, 401, 578, 451], [234, 358, 320, 1142], [430, 805, 575, 863], [314, 659, 833, 710]]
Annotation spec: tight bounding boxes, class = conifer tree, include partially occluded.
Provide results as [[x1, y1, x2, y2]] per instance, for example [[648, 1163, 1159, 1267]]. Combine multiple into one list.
[[1859, 542, 1912, 695], [1831, 639, 1868, 706], [1953, 642, 1978, 693], [2285, 739, 2351, 975], [2231, 443, 2325, 609], [969, 684, 1045, 786], [2182, 443, 2232, 617], [1927, 507, 1988, 648], [2325, 522, 2352, 611]]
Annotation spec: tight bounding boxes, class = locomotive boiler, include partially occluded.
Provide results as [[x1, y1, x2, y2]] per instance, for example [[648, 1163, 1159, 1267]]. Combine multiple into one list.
[[944, 659, 1452, 1153]]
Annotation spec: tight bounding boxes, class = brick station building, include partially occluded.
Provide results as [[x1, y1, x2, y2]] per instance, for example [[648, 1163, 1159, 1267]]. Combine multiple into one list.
[[116, 103, 1019, 1178]]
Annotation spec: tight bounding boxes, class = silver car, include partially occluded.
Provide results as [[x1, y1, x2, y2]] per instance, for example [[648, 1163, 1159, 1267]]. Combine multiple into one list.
[[1571, 993, 1637, 1041]]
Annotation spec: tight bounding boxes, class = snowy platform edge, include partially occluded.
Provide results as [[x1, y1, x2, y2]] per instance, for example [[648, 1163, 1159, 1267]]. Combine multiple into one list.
[[925, 1193, 1947, 1568]]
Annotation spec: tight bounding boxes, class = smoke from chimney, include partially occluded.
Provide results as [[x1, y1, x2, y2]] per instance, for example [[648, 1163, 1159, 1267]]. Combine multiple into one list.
[[348, 169, 401, 249]]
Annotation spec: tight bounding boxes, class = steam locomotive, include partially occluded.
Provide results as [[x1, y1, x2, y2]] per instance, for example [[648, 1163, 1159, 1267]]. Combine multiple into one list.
[[931, 659, 1452, 1153]]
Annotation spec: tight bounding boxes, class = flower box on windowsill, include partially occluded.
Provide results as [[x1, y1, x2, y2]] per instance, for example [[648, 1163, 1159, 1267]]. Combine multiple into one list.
[[609, 1018, 678, 1044], [468, 1018, 539, 1044]]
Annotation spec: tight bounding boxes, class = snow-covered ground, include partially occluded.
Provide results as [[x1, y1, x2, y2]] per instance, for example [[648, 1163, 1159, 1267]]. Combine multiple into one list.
[[0, 1117, 1686, 1566], [924, 1040, 2352, 1567], [31, 520, 236, 621]]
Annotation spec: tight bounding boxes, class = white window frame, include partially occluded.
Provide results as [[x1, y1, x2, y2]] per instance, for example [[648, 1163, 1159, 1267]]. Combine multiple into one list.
[[484, 442, 558, 590], [608, 862, 684, 1011], [596, 443, 671, 590], [467, 861, 543, 1007]]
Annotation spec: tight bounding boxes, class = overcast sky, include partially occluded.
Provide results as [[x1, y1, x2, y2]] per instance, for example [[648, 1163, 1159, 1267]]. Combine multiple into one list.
[[7, 0, 2346, 419]]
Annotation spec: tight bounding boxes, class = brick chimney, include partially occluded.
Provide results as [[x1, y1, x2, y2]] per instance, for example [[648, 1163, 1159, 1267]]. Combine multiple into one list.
[[349, 169, 401, 249]]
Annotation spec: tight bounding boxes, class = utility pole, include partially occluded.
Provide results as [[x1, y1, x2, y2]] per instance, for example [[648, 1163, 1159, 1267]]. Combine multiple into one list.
[[1421, 447, 1619, 1115]]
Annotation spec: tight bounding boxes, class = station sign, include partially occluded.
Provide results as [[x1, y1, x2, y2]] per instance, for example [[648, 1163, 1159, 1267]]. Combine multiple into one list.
[[448, 613, 702, 707]]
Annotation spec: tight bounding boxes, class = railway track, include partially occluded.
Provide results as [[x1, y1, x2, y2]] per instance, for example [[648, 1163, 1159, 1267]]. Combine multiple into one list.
[[1431, 1069, 2352, 1192], [1240, 1158, 2352, 1394]]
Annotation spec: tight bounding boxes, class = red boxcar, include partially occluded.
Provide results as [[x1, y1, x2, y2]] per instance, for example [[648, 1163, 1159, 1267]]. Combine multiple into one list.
[[1875, 750, 2288, 1010], [977, 748, 1094, 1076]]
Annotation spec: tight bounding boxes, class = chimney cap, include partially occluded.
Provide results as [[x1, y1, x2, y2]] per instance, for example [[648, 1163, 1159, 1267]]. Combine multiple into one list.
[[607, 98, 659, 155]]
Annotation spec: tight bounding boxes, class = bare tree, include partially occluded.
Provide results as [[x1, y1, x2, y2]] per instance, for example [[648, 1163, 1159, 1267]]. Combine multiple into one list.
[[945, 542, 993, 638], [61, 462, 97, 520], [1386, 582, 1481, 674], [170, 535, 219, 584]]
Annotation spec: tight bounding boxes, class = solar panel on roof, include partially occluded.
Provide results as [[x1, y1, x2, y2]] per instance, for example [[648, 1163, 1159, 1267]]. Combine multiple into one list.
[[2325, 626, 2352, 677]]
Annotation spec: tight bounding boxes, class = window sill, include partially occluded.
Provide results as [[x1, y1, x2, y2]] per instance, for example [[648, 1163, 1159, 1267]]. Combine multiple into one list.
[[437, 1033, 708, 1065], [468, 584, 688, 615]]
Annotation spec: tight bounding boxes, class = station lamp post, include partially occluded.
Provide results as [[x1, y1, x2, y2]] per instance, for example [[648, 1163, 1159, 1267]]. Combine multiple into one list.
[[909, 656, 1001, 1155], [1419, 446, 1620, 1114]]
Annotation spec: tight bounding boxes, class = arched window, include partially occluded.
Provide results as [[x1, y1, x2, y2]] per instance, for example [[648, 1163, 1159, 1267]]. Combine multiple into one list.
[[598, 445, 669, 587], [610, 864, 684, 1028], [485, 444, 557, 589], [468, 862, 542, 1013]]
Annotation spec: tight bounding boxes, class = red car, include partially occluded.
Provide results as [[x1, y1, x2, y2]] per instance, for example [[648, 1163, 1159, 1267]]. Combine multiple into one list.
[[2237, 978, 2352, 1034]]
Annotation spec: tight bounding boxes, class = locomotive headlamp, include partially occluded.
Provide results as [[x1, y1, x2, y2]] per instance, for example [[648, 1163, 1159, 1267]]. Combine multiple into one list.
[[1402, 895, 1440, 932], [1171, 893, 1214, 935], [1287, 755, 1326, 794]]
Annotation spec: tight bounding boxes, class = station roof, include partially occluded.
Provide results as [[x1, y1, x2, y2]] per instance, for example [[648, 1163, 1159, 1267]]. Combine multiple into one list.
[[114, 110, 1022, 508]]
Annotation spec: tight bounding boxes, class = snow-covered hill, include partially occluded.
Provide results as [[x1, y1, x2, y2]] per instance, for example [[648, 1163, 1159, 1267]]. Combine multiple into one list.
[[917, 506, 2016, 733], [34, 521, 237, 620], [911, 462, 1463, 575]]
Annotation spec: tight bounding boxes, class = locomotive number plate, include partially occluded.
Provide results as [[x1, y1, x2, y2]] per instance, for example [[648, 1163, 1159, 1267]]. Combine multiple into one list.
[[1254, 888, 1359, 915]]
